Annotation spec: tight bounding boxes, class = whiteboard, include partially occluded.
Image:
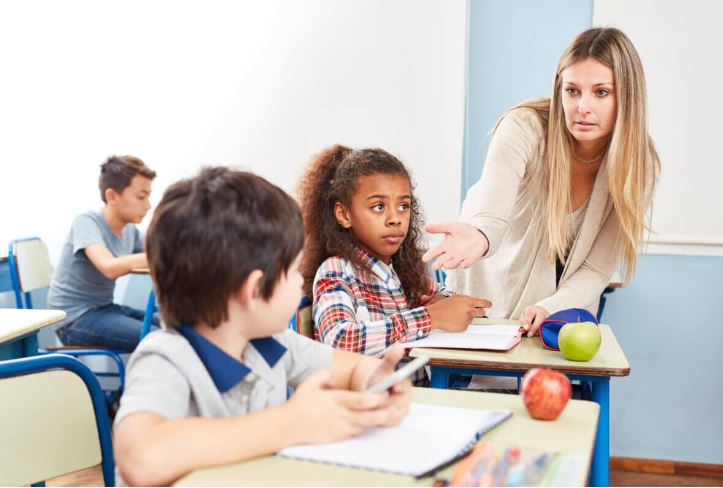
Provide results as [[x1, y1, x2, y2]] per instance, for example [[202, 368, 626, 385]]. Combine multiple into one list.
[[594, 0, 723, 256], [0, 0, 466, 262]]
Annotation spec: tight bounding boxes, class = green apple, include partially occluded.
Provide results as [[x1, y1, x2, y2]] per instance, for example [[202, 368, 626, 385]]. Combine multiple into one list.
[[558, 321, 601, 361]]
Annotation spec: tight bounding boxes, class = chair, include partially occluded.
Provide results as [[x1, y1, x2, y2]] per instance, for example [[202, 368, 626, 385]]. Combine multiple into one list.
[[0, 354, 114, 486], [141, 289, 158, 340], [8, 237, 129, 405], [434, 269, 447, 288], [289, 296, 314, 339]]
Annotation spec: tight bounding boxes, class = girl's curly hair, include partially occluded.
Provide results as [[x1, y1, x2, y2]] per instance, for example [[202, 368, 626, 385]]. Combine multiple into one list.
[[297, 144, 429, 307]]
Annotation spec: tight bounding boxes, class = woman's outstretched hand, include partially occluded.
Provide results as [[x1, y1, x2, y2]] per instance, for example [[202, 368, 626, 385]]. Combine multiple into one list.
[[422, 222, 490, 270]]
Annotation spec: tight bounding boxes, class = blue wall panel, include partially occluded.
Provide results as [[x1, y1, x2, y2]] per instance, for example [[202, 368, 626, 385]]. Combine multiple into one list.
[[463, 0, 592, 194], [603, 255, 723, 463]]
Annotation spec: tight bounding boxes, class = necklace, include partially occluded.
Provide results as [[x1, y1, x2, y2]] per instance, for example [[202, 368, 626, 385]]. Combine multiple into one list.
[[573, 149, 605, 164]]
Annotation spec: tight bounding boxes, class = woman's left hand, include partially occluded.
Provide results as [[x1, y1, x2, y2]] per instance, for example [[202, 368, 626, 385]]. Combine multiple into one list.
[[521, 305, 550, 337], [422, 222, 490, 270]]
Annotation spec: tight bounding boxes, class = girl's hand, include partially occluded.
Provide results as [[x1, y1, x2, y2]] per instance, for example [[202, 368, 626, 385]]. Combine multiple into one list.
[[422, 222, 490, 270], [419, 293, 447, 306], [521, 305, 550, 337], [427, 295, 492, 332]]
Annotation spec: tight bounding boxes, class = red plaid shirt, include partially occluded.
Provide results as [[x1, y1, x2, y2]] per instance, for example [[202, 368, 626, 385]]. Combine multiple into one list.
[[313, 248, 446, 356]]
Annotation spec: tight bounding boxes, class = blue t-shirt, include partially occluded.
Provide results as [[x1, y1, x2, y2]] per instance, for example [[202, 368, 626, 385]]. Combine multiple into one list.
[[48, 210, 143, 327]]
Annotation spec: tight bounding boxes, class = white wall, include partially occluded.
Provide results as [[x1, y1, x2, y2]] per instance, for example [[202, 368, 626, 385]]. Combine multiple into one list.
[[594, 0, 723, 256], [0, 0, 467, 264]]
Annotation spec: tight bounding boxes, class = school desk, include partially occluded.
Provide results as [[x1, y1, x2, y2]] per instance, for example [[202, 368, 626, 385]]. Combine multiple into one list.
[[175, 387, 599, 487], [0, 308, 66, 360], [409, 322, 629, 487]]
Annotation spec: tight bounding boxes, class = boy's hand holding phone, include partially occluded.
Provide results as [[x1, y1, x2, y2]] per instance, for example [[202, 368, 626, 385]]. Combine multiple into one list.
[[363, 346, 414, 427], [287, 369, 390, 444], [287, 346, 414, 446]]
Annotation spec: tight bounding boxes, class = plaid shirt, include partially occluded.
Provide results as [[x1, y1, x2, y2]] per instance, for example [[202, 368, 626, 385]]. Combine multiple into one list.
[[313, 248, 447, 356]]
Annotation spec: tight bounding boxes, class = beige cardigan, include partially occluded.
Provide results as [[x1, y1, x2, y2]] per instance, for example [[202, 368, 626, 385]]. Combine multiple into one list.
[[446, 108, 623, 319]]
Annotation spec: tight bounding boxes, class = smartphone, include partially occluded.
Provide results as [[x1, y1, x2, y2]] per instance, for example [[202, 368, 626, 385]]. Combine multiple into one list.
[[365, 355, 430, 393]]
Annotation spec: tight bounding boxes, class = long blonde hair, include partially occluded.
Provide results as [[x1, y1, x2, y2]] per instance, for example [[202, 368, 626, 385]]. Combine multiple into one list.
[[504, 28, 659, 282]]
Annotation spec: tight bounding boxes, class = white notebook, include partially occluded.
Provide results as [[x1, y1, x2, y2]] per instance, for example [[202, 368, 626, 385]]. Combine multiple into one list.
[[403, 324, 523, 351], [277, 403, 512, 477]]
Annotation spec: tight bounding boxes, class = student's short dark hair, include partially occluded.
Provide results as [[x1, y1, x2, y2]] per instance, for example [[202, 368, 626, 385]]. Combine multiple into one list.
[[99, 155, 157, 202], [146, 166, 304, 329]]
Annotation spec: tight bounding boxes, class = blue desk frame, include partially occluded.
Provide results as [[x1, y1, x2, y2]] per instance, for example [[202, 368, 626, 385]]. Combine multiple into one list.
[[0, 329, 40, 360], [428, 366, 610, 486], [1, 259, 42, 360], [0, 258, 13, 293]]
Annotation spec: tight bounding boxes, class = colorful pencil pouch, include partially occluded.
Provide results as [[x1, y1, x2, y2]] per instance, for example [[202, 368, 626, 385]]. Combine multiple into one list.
[[539, 308, 598, 351]]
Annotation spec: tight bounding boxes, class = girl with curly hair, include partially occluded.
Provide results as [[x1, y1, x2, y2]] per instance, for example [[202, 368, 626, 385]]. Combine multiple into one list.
[[298, 145, 490, 376]]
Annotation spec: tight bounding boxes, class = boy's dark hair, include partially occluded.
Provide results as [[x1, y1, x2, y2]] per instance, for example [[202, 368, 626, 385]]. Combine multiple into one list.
[[146, 167, 304, 329], [99, 155, 157, 202], [297, 145, 429, 307]]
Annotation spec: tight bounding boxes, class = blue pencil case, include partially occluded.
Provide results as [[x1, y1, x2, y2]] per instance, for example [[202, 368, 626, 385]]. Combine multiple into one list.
[[539, 308, 598, 351]]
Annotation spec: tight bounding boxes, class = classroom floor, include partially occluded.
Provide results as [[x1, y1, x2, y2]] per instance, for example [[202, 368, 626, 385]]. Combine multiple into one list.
[[49, 465, 723, 487], [610, 470, 723, 486]]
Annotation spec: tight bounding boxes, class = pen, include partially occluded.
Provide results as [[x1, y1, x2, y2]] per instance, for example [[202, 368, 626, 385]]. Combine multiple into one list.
[[469, 442, 496, 485], [415, 445, 476, 480], [521, 453, 549, 485], [506, 462, 525, 487], [492, 447, 520, 486]]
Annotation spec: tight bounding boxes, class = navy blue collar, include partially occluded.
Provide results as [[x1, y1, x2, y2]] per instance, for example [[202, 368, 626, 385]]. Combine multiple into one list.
[[177, 325, 287, 393]]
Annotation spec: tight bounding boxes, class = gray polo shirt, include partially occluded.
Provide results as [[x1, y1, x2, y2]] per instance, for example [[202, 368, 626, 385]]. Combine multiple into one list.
[[47, 210, 143, 327], [114, 326, 333, 485]]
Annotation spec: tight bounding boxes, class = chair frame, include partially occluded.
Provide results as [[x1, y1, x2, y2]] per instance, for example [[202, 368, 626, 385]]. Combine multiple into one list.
[[0, 354, 115, 486], [8, 237, 130, 402], [288, 295, 312, 334]]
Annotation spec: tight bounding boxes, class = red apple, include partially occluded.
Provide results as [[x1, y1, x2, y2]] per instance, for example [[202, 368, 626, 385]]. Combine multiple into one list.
[[520, 368, 572, 420]]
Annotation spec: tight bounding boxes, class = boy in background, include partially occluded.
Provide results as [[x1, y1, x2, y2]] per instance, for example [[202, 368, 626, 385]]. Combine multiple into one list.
[[48, 155, 159, 349], [113, 167, 410, 486]]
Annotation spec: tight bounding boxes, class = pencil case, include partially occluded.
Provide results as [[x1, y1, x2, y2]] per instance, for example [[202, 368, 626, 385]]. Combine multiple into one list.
[[539, 308, 598, 351]]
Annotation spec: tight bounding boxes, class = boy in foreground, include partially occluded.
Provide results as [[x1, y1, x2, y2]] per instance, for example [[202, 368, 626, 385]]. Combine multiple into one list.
[[113, 167, 411, 486]]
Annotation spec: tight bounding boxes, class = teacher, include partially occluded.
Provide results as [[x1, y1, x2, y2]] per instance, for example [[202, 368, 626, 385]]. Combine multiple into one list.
[[424, 27, 659, 335]]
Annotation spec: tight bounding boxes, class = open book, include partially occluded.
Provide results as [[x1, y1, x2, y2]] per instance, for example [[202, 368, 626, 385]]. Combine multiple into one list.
[[403, 324, 524, 351], [278, 403, 512, 477]]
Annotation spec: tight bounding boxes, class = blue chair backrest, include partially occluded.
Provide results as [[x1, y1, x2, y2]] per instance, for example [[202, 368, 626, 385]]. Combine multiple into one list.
[[288, 296, 312, 333], [8, 236, 49, 309], [0, 354, 115, 486]]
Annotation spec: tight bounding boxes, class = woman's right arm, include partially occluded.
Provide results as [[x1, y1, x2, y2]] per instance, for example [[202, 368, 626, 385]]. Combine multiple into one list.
[[424, 109, 543, 269]]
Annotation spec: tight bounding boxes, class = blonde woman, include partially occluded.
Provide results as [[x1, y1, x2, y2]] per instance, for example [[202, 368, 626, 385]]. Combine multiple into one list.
[[424, 27, 659, 336]]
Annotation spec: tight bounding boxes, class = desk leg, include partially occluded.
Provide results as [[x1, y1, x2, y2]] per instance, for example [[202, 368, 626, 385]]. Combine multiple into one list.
[[429, 367, 450, 389], [590, 377, 610, 487], [597, 287, 615, 322], [22, 334, 39, 357]]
